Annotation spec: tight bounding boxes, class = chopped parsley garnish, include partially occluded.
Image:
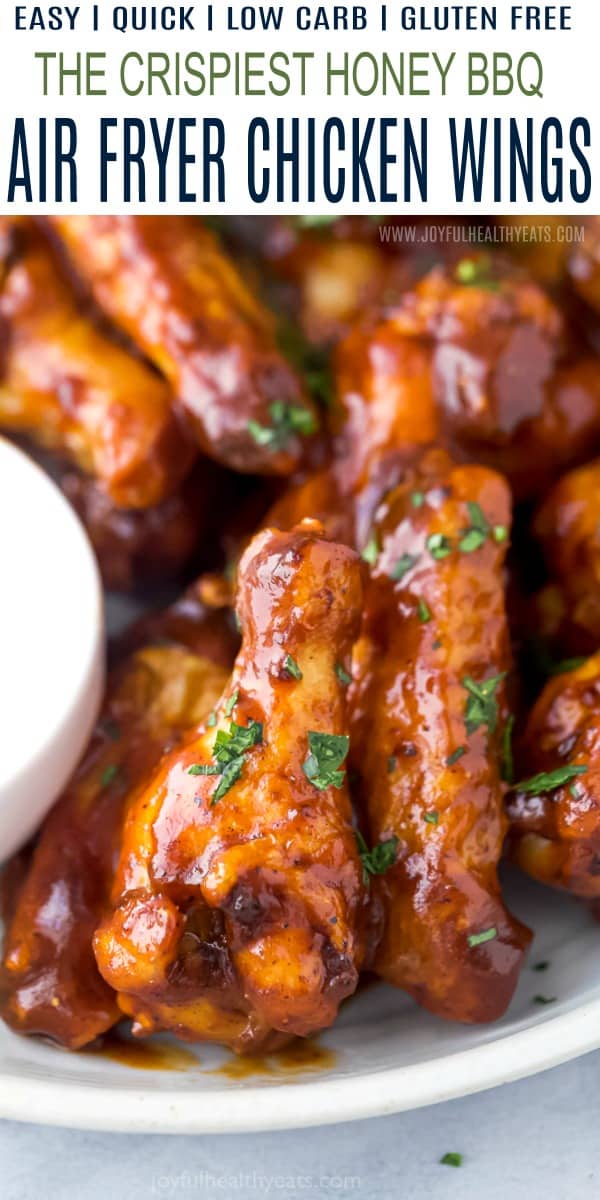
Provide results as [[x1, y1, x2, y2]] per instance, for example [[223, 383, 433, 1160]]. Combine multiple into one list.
[[440, 1152, 463, 1168], [462, 674, 506, 736], [417, 598, 432, 624], [432, 638, 442, 650], [411, 491, 425, 508], [533, 994, 556, 1006], [455, 255, 500, 291], [446, 746, 467, 767], [512, 764, 588, 795], [207, 711, 217, 728], [388, 756, 397, 774], [468, 926, 497, 948], [284, 654, 303, 681], [424, 810, 439, 825], [533, 961, 550, 972], [335, 662, 352, 686], [501, 714, 515, 785], [303, 732, 350, 792], [188, 719, 263, 805], [100, 764, 121, 789], [355, 831, 399, 884], [458, 501, 491, 553], [362, 534, 380, 566], [247, 401, 317, 452], [427, 533, 452, 561], [391, 552, 419, 582], [225, 689, 239, 717], [493, 525, 508, 543]]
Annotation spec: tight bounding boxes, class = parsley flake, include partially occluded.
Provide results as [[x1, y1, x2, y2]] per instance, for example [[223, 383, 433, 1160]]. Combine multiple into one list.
[[207, 711, 217, 728], [513, 765, 588, 795], [284, 654, 303, 681], [303, 732, 350, 792], [362, 534, 380, 566], [355, 831, 399, 883], [462, 674, 506, 736], [468, 926, 497, 948], [411, 491, 425, 508], [417, 598, 432, 624], [446, 746, 467, 767], [100, 764, 120, 789], [533, 994, 556, 1006], [391, 552, 419, 582], [440, 1153, 463, 1168], [335, 662, 352, 686], [533, 961, 550, 972], [247, 402, 317, 452], [388, 756, 397, 774], [188, 719, 263, 805], [455, 255, 500, 291], [424, 810, 439, 825], [493, 525, 508, 543], [427, 533, 453, 561], [225, 690, 239, 717]]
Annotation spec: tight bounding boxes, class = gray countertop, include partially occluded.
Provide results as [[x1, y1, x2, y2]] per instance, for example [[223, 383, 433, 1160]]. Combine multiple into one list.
[[2, 1049, 599, 1199]]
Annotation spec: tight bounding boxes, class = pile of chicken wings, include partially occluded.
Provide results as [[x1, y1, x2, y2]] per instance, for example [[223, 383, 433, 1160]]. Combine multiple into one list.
[[2, 213, 600, 1055]]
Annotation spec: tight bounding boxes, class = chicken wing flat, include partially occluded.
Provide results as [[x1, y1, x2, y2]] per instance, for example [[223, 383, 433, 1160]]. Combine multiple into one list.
[[506, 654, 600, 900], [333, 255, 600, 502], [1, 641, 231, 1050], [50, 216, 319, 476], [0, 220, 193, 509], [350, 449, 530, 1022], [532, 458, 600, 655], [94, 521, 367, 1048], [61, 464, 221, 592]]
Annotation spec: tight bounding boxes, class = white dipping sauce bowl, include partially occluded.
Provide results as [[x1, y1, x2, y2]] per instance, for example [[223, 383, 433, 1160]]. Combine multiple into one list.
[[0, 438, 104, 859]]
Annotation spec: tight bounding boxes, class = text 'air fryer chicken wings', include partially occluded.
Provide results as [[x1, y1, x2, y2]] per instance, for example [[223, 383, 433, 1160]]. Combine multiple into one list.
[[94, 522, 367, 1050], [506, 654, 600, 900], [333, 254, 600, 503], [49, 216, 319, 476], [350, 449, 531, 1023], [0, 639, 231, 1050], [0, 220, 194, 509]]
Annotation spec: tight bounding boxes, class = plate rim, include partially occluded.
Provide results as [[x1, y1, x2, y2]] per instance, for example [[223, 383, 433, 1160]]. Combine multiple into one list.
[[2, 996, 600, 1134]]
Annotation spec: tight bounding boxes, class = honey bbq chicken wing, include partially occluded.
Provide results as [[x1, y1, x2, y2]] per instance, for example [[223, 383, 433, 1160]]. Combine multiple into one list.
[[532, 458, 600, 656], [49, 216, 319, 476], [350, 449, 531, 1022], [333, 255, 600, 503], [94, 522, 367, 1048], [0, 220, 194, 509], [1, 641, 231, 1049], [506, 653, 600, 900]]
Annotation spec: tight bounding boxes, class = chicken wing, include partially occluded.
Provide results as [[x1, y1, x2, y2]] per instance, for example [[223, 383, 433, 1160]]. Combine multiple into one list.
[[350, 449, 530, 1022], [532, 458, 600, 656], [1, 638, 231, 1050], [0, 220, 194, 509], [49, 216, 319, 476], [506, 653, 600, 900], [94, 521, 366, 1047], [333, 255, 600, 502]]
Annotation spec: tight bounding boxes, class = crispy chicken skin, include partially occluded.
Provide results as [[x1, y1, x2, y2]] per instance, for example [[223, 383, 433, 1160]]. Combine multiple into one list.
[[61, 463, 223, 592], [0, 644, 230, 1049], [532, 458, 600, 655], [350, 450, 531, 1022], [506, 654, 600, 899], [0, 220, 194, 509], [333, 257, 600, 501], [50, 216, 319, 476], [94, 522, 366, 1047]]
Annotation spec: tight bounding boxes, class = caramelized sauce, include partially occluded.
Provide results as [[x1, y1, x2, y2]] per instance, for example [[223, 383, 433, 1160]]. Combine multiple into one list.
[[91, 1031, 200, 1072], [215, 1040, 336, 1079]]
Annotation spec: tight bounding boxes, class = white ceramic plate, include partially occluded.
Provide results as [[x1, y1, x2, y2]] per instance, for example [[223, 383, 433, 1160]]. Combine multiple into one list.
[[1, 868, 600, 1134]]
